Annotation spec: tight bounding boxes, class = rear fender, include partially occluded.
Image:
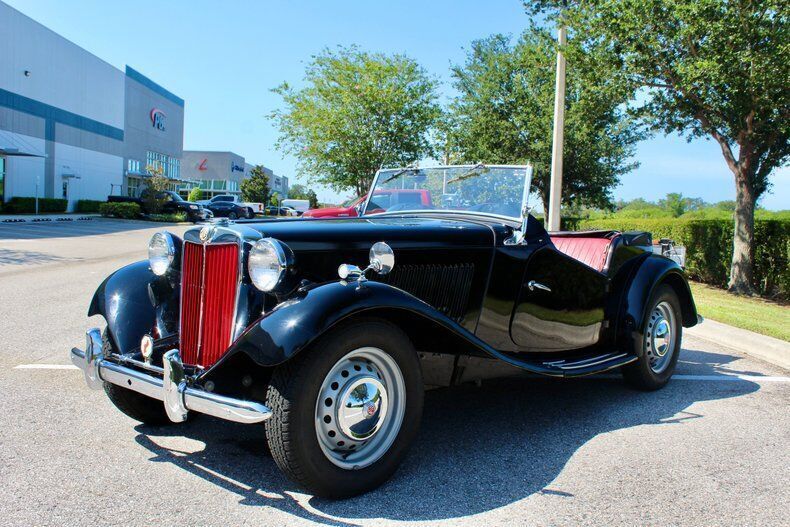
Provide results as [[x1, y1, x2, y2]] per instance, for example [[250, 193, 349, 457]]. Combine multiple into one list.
[[88, 260, 180, 354], [617, 254, 698, 355]]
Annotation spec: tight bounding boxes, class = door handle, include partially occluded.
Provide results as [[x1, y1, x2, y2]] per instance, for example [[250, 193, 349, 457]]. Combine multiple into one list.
[[528, 280, 551, 293]]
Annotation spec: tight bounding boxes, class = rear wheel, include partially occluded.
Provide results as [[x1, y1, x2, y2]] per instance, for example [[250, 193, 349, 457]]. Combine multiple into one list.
[[265, 319, 423, 498], [622, 284, 682, 390], [228, 211, 238, 220], [102, 331, 172, 425], [246, 207, 254, 219]]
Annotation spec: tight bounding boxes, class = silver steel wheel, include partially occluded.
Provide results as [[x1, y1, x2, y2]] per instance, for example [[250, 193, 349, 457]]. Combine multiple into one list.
[[315, 347, 406, 470], [645, 300, 677, 374]]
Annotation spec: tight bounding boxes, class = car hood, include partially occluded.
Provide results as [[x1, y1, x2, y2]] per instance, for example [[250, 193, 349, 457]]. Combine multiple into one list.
[[246, 216, 497, 251]]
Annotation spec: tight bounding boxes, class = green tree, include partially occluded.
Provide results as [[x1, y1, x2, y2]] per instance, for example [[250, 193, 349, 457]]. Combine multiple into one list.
[[659, 192, 688, 217], [187, 187, 203, 202], [270, 192, 280, 207], [271, 46, 441, 196], [288, 183, 320, 208], [449, 29, 642, 213], [526, 0, 789, 293], [241, 165, 270, 204], [141, 164, 169, 214]]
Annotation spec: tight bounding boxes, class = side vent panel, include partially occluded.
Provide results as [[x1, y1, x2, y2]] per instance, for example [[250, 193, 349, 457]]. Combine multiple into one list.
[[378, 264, 474, 323]]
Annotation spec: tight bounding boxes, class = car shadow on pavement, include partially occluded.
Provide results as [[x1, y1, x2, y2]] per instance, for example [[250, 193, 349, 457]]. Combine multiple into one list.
[[0, 248, 76, 266], [133, 347, 759, 525]]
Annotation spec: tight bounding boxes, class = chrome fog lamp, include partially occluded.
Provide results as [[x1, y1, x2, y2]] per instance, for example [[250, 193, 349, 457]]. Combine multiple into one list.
[[249, 238, 290, 292], [148, 232, 176, 276]]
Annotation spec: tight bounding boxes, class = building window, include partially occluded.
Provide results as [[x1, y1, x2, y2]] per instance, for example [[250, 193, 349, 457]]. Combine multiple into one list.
[[127, 176, 141, 197], [127, 159, 141, 174], [145, 151, 181, 180]]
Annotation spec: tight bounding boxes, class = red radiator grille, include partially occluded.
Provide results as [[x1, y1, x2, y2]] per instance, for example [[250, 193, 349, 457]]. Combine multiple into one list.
[[180, 241, 239, 368]]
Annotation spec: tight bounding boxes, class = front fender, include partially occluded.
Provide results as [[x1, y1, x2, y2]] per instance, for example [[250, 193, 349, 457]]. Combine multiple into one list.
[[618, 254, 698, 354], [203, 279, 568, 378], [88, 260, 179, 354]]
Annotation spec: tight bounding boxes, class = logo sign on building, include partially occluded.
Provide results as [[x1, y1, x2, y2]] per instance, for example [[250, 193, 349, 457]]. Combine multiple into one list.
[[230, 162, 244, 173], [150, 108, 166, 131], [198, 159, 208, 171]]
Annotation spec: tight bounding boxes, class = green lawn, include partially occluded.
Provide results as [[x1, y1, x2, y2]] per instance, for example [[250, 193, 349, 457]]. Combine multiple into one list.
[[689, 282, 790, 342]]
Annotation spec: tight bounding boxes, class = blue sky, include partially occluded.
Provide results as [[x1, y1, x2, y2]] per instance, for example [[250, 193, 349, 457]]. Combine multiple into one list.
[[7, 0, 787, 209]]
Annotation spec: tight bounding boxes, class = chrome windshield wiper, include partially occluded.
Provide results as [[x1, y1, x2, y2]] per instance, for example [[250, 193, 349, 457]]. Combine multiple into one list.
[[381, 166, 420, 185], [445, 163, 488, 185]]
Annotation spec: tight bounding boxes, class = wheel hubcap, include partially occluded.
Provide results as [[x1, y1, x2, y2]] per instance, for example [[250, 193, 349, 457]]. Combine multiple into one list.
[[337, 378, 388, 440], [315, 347, 405, 469], [645, 301, 676, 373]]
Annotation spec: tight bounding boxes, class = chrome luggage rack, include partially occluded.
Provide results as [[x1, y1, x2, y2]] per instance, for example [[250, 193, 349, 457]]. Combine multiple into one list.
[[70, 328, 271, 424]]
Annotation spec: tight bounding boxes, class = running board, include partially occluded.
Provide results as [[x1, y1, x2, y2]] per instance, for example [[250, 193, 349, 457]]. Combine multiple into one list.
[[539, 352, 637, 377]]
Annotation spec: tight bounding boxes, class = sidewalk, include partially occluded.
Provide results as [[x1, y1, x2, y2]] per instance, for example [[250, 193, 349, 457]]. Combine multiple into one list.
[[0, 213, 99, 223], [686, 318, 790, 370]]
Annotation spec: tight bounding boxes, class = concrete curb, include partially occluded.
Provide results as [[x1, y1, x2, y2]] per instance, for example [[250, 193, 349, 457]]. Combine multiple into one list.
[[686, 318, 790, 371]]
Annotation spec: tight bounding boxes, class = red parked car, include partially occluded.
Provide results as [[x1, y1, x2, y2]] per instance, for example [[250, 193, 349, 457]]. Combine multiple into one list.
[[302, 189, 432, 218]]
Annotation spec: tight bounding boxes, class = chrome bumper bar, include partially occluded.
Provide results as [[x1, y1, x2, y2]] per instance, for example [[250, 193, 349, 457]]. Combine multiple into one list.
[[70, 328, 271, 424]]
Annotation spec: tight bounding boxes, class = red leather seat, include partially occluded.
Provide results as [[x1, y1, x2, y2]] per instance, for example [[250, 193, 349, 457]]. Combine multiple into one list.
[[550, 235, 618, 273]]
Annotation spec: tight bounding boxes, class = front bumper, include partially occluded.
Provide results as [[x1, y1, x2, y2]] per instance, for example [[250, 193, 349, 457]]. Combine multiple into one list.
[[70, 329, 271, 424]]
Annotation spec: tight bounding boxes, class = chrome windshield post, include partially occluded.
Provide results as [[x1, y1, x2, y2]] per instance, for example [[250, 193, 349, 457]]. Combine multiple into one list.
[[506, 164, 534, 245]]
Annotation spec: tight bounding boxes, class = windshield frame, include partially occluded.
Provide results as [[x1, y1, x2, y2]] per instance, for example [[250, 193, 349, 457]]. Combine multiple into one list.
[[360, 164, 533, 222]]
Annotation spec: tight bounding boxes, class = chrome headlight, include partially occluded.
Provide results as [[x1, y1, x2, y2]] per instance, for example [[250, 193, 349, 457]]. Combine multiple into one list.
[[248, 238, 290, 291], [189, 204, 198, 210], [148, 231, 176, 276]]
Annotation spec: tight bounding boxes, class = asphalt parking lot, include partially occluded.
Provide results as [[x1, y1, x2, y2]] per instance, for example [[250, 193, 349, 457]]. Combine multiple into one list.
[[1, 219, 788, 526]]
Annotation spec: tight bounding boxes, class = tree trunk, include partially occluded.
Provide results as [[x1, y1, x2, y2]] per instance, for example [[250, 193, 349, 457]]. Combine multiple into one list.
[[728, 169, 756, 295]]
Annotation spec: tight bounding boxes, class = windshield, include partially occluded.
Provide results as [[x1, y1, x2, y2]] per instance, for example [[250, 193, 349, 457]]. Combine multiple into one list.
[[362, 165, 532, 219]]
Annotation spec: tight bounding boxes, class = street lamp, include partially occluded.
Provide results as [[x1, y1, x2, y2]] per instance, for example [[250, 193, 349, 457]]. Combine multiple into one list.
[[547, 18, 568, 232]]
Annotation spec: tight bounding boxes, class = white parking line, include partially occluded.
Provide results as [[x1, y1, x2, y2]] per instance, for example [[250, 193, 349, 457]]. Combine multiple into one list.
[[673, 374, 790, 383], [14, 364, 79, 370]]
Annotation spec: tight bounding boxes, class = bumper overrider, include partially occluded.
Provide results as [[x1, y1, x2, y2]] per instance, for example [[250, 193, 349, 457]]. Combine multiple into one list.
[[70, 328, 272, 424]]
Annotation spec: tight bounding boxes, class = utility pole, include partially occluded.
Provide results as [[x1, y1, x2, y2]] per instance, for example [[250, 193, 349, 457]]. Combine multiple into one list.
[[547, 24, 567, 232]]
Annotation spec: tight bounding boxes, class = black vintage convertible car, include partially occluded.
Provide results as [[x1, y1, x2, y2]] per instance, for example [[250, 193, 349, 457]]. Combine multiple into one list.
[[71, 165, 698, 498]]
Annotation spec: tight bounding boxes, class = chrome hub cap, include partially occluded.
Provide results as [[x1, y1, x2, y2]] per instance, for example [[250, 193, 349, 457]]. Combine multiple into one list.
[[316, 347, 405, 469], [645, 301, 677, 373]]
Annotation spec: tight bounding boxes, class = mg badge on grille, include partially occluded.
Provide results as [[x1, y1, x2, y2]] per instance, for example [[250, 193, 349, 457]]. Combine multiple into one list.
[[199, 226, 213, 243]]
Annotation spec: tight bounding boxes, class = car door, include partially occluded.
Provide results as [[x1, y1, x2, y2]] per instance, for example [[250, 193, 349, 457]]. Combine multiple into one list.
[[158, 193, 176, 214], [510, 245, 608, 352], [212, 202, 230, 217]]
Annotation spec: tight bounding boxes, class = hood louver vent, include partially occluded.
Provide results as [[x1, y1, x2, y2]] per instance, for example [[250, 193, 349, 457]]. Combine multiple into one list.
[[378, 264, 474, 323]]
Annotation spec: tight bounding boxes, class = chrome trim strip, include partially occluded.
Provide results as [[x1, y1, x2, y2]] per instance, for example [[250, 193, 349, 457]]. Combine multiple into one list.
[[547, 353, 629, 370], [70, 329, 271, 425]]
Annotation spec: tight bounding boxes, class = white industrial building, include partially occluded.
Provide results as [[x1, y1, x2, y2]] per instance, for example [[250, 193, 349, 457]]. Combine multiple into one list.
[[0, 1, 185, 210]]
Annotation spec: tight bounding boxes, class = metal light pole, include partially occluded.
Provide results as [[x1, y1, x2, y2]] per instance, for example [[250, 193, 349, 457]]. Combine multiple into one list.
[[547, 24, 567, 232]]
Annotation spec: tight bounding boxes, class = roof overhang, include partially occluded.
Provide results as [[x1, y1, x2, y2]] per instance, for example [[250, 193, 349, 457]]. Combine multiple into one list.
[[0, 147, 46, 158]]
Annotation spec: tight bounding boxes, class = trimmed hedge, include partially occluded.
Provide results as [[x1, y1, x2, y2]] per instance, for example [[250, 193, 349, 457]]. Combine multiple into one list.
[[75, 200, 105, 213], [576, 218, 789, 298], [2, 197, 68, 213], [99, 202, 141, 219], [147, 212, 187, 223]]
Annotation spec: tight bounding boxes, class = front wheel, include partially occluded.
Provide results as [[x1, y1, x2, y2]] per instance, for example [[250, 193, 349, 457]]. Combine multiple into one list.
[[228, 211, 238, 220], [246, 208, 254, 219], [265, 319, 423, 498], [622, 284, 682, 391]]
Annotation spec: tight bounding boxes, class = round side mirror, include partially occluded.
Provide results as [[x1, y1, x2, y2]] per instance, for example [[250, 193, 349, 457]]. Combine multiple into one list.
[[369, 241, 395, 275]]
